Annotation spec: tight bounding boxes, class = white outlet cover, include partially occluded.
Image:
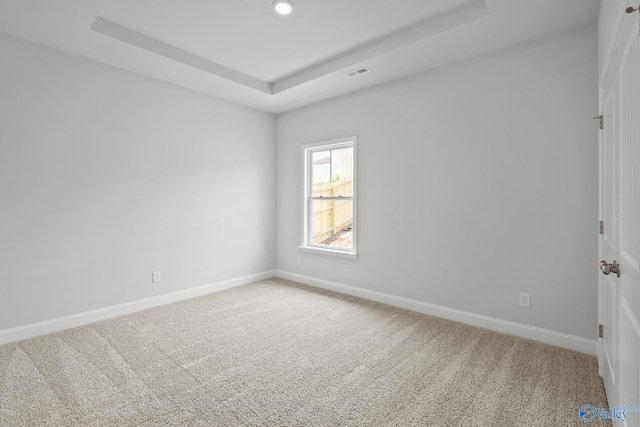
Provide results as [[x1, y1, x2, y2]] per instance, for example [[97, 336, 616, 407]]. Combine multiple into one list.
[[152, 271, 161, 283], [519, 292, 530, 308]]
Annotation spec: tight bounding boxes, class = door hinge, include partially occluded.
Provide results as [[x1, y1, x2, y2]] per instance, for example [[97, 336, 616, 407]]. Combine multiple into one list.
[[599, 324, 604, 338], [599, 220, 604, 234], [593, 115, 603, 130]]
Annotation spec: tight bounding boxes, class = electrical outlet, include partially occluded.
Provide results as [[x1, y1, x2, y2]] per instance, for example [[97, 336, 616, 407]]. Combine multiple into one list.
[[152, 271, 161, 283], [519, 292, 530, 308], [296, 255, 301, 264]]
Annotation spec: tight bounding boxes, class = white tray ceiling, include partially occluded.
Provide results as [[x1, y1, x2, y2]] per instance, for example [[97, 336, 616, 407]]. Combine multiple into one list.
[[0, 0, 600, 113]]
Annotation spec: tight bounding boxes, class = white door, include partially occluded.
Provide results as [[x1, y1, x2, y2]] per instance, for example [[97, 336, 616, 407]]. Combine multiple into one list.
[[599, 7, 640, 427], [599, 62, 618, 411]]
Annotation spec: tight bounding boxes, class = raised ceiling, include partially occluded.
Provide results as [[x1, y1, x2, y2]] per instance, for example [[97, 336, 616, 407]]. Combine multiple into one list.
[[0, 0, 600, 113]]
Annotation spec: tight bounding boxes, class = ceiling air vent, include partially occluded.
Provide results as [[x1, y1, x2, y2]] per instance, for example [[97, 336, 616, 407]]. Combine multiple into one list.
[[345, 66, 371, 78]]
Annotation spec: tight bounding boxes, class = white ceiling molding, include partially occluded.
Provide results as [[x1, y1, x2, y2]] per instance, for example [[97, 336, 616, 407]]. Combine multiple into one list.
[[90, 17, 273, 95], [90, 0, 488, 96]]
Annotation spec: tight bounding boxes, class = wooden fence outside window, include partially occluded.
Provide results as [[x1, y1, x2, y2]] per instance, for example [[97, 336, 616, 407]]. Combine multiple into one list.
[[312, 177, 354, 244]]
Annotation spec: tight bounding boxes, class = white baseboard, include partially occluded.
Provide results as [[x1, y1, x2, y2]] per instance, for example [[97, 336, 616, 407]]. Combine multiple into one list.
[[3, 269, 597, 355], [0, 270, 276, 346], [276, 270, 597, 355]]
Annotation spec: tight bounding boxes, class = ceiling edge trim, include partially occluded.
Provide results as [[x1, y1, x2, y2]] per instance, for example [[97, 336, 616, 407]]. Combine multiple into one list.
[[90, 17, 272, 95]]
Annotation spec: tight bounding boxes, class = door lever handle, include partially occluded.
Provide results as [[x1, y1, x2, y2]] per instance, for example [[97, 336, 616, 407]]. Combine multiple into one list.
[[600, 260, 621, 277]]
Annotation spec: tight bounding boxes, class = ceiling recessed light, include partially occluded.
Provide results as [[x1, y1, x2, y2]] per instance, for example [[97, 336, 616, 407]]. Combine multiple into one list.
[[273, 0, 294, 15]]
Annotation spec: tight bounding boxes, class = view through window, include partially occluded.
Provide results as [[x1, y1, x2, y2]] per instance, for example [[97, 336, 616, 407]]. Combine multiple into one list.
[[303, 138, 356, 255]]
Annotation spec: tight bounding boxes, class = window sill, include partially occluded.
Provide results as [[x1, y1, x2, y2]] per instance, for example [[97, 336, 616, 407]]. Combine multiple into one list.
[[298, 246, 358, 259]]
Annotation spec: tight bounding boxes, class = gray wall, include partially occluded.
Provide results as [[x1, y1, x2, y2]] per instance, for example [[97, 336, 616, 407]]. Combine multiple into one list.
[[0, 25, 599, 341], [0, 35, 276, 330], [276, 27, 598, 339]]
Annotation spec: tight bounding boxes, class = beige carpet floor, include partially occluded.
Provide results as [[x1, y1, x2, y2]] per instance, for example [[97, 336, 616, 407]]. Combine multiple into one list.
[[0, 278, 611, 426]]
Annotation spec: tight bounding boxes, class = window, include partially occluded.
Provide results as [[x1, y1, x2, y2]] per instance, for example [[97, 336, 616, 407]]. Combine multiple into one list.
[[300, 137, 357, 258]]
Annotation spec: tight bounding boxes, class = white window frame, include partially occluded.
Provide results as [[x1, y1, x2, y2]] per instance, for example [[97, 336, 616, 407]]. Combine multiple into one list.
[[299, 136, 357, 259]]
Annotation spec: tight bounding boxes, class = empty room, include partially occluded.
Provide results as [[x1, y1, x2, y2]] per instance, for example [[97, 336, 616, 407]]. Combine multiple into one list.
[[1, 0, 639, 425]]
